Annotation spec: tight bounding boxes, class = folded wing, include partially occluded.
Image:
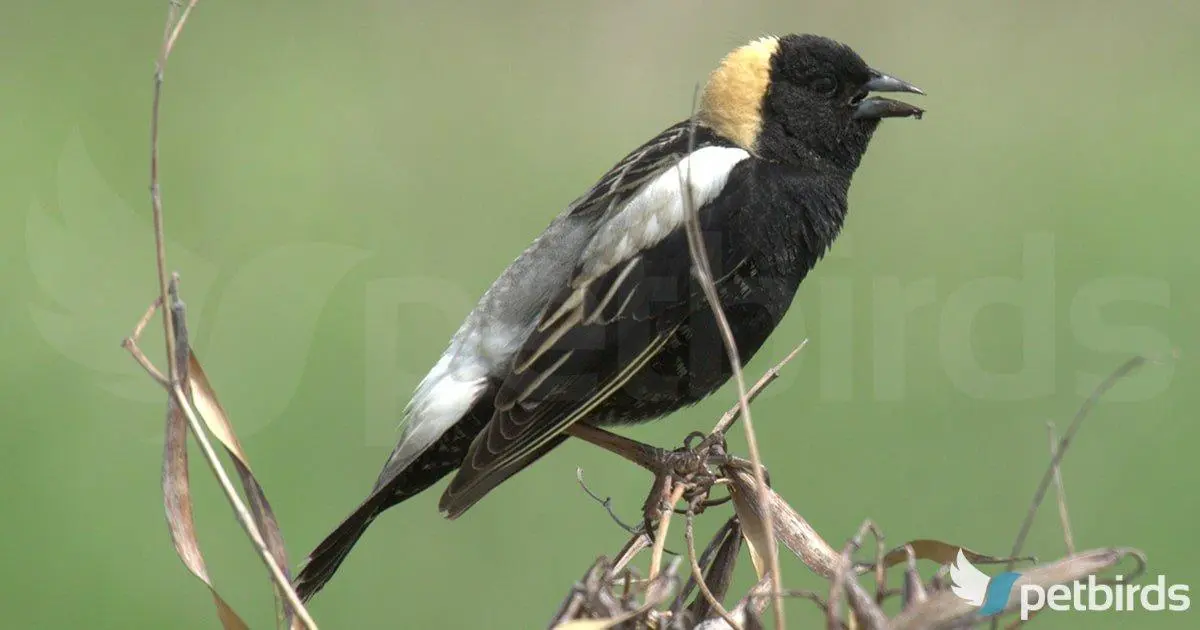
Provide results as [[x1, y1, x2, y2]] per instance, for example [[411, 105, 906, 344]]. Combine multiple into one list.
[[439, 139, 751, 517]]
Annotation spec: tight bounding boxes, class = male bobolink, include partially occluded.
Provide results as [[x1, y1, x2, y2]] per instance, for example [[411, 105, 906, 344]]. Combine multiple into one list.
[[295, 33, 922, 601]]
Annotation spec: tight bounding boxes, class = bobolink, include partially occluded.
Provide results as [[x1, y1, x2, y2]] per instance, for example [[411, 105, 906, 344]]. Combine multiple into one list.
[[296, 33, 923, 601]]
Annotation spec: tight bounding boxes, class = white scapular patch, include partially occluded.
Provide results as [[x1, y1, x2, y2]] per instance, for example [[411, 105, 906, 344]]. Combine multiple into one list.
[[375, 146, 749, 483], [578, 146, 749, 283]]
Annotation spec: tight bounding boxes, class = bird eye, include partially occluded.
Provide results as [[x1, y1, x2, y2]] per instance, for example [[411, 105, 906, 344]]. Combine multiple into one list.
[[811, 75, 838, 96]]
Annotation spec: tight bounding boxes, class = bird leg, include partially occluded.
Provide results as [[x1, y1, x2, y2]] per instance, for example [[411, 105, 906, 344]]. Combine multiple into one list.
[[565, 423, 718, 477], [564, 423, 760, 530], [565, 422, 763, 480]]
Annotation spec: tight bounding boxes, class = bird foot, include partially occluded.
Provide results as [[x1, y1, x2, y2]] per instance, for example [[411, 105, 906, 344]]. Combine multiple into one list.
[[636, 431, 766, 535], [564, 423, 768, 538]]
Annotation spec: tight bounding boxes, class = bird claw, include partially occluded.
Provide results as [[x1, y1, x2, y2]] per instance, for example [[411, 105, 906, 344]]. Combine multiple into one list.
[[637, 432, 742, 530]]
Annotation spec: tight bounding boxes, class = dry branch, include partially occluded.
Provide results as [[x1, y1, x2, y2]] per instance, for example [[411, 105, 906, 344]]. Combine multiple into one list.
[[549, 352, 1153, 629], [676, 116, 786, 628], [126, 2, 317, 628]]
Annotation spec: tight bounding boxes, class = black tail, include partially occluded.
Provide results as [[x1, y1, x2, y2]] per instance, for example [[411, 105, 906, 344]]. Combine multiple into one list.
[[295, 395, 497, 601], [293, 493, 387, 602]]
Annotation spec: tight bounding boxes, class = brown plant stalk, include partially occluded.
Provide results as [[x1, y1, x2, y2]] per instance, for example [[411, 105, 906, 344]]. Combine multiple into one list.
[[677, 113, 785, 629], [136, 2, 317, 627]]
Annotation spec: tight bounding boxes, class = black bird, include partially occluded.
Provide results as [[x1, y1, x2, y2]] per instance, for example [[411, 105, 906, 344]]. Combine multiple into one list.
[[295, 33, 923, 601]]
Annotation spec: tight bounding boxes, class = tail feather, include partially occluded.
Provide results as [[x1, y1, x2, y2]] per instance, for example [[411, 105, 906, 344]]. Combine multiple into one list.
[[296, 393, 497, 601], [293, 494, 385, 603]]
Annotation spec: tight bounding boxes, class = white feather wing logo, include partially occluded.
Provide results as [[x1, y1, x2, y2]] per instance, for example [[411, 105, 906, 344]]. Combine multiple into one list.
[[949, 550, 991, 606], [27, 131, 368, 435]]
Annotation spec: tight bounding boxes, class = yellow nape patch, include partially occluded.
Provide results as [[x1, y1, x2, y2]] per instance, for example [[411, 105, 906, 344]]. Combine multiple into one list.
[[698, 35, 779, 152]]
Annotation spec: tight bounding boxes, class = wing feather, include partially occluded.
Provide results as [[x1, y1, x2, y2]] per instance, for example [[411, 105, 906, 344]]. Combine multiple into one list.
[[438, 139, 753, 517]]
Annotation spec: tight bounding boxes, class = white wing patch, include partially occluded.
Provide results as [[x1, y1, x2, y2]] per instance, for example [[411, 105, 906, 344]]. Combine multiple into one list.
[[578, 146, 750, 283], [375, 318, 504, 484], [949, 550, 991, 607], [374, 145, 748, 485]]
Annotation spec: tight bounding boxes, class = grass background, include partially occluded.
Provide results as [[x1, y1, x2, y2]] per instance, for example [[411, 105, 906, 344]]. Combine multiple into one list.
[[2, 0, 1198, 627]]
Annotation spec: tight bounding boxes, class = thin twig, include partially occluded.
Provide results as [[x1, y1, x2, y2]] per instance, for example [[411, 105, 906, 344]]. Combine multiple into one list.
[[827, 522, 862, 629], [150, 1, 198, 388], [164, 0, 200, 53], [992, 356, 1147, 630], [121, 297, 169, 384], [674, 516, 737, 614], [130, 295, 163, 339], [610, 532, 654, 577], [901, 544, 926, 607], [124, 344, 169, 386], [1005, 356, 1145, 565], [829, 520, 889, 630], [712, 341, 807, 436], [872, 522, 887, 605], [744, 589, 832, 617], [577, 468, 640, 534], [685, 510, 740, 629], [649, 483, 686, 580], [679, 98, 784, 629], [1047, 422, 1075, 555], [144, 3, 315, 627]]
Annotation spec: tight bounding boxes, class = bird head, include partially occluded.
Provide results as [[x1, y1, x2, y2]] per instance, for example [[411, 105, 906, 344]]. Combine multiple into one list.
[[699, 34, 924, 172]]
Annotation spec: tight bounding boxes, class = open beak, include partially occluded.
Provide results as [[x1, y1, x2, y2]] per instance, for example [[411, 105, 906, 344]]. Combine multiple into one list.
[[853, 70, 925, 120]]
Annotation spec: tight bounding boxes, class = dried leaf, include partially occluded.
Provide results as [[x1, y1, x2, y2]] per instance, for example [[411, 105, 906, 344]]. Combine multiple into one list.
[[726, 466, 841, 578], [145, 0, 310, 623], [162, 351, 249, 629], [188, 351, 296, 625], [186, 354, 247, 457], [727, 471, 767, 579], [727, 468, 888, 628], [891, 548, 1143, 629], [878, 540, 1032, 572], [684, 517, 742, 622], [553, 558, 681, 630], [549, 560, 606, 628]]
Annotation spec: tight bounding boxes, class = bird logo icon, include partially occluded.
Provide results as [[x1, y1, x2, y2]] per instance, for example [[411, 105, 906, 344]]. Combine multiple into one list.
[[950, 549, 1023, 616], [27, 131, 368, 436]]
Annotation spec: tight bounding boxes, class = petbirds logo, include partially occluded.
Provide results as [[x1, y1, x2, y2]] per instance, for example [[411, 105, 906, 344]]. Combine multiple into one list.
[[950, 550, 1022, 616], [949, 549, 1191, 620]]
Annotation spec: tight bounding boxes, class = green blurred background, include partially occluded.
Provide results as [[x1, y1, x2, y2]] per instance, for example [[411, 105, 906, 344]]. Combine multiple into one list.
[[3, 0, 1198, 627]]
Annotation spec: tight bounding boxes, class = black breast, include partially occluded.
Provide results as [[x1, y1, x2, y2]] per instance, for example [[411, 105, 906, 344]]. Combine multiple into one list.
[[590, 159, 850, 426]]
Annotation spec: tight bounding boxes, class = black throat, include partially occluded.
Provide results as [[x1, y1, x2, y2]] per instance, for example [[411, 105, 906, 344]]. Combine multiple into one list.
[[728, 158, 851, 285]]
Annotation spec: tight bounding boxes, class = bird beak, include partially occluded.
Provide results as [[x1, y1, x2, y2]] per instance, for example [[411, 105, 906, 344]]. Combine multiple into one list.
[[853, 70, 925, 120]]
